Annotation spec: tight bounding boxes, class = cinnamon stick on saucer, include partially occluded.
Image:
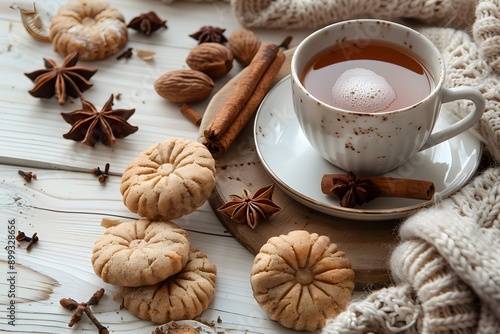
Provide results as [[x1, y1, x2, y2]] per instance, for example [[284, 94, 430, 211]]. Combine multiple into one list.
[[203, 43, 285, 158], [321, 172, 435, 208]]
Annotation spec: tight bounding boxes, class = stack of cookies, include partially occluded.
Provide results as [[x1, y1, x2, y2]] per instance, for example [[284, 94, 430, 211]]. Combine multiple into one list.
[[91, 138, 218, 324]]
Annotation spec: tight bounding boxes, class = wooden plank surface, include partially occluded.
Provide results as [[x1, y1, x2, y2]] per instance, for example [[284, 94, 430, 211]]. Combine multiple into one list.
[[0, 1, 374, 333]]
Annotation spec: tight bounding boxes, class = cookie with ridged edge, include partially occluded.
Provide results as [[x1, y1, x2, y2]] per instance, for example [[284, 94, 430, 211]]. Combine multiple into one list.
[[92, 219, 190, 287], [120, 138, 216, 221], [250, 230, 355, 331], [121, 247, 217, 324], [50, 0, 128, 60]]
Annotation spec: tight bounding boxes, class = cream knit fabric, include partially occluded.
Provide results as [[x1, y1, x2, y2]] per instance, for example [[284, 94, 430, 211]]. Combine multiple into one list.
[[323, 166, 500, 333], [231, 0, 476, 29]]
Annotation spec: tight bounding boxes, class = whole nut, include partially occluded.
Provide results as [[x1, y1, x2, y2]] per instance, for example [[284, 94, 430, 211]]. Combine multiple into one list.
[[186, 43, 233, 79], [154, 69, 214, 104], [228, 29, 262, 67]]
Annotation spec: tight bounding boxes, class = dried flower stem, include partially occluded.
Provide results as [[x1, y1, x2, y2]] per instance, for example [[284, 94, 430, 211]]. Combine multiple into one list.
[[180, 103, 203, 126]]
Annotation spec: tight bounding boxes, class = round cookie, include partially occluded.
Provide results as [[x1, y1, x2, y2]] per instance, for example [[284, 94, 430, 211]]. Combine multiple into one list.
[[50, 0, 128, 60], [121, 247, 217, 324], [92, 219, 190, 287], [120, 138, 216, 221], [250, 230, 355, 331]]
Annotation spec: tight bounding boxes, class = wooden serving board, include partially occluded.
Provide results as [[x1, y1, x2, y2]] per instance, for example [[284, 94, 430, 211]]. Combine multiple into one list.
[[199, 49, 399, 287]]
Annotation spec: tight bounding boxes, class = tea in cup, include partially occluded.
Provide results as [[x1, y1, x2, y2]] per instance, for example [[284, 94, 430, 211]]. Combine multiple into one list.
[[291, 19, 485, 175]]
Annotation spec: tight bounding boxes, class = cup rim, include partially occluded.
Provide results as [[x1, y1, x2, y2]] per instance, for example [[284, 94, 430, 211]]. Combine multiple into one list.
[[291, 19, 445, 115]]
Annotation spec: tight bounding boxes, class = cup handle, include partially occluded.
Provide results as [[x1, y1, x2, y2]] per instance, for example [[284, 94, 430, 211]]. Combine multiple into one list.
[[420, 87, 485, 151]]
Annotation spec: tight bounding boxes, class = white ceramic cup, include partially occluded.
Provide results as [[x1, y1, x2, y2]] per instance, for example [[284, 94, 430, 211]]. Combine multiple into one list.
[[291, 19, 485, 175]]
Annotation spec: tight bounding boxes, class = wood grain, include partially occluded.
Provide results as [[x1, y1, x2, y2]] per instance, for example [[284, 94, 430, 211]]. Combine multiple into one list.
[[199, 49, 400, 287]]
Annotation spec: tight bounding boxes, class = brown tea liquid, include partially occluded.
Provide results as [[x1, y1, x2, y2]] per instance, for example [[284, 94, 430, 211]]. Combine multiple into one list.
[[301, 40, 434, 112]]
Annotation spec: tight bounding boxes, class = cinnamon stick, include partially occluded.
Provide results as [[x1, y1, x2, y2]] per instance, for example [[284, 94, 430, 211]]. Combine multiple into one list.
[[180, 103, 202, 126], [204, 42, 279, 142], [321, 174, 435, 201], [204, 49, 286, 158]]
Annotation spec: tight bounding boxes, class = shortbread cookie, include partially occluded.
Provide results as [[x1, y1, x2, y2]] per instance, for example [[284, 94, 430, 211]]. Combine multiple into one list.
[[50, 0, 128, 60], [120, 138, 216, 221], [121, 247, 217, 324], [250, 230, 355, 331], [91, 219, 190, 287]]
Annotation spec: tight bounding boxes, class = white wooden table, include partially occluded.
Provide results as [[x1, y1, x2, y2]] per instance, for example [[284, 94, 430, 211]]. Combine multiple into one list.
[[0, 1, 325, 333]]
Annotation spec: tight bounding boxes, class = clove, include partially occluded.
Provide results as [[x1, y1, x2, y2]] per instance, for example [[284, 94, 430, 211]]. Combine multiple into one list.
[[278, 35, 293, 50], [16, 231, 32, 242], [26, 232, 38, 251], [16, 231, 38, 251], [116, 47, 133, 60], [18, 170, 37, 182], [60, 288, 109, 334], [92, 163, 110, 183]]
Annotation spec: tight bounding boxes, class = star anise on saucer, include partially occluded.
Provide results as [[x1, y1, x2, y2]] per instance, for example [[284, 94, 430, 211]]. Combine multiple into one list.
[[189, 25, 227, 44], [61, 95, 138, 147], [328, 172, 381, 208], [218, 184, 281, 229], [127, 11, 167, 36], [24, 51, 97, 105]]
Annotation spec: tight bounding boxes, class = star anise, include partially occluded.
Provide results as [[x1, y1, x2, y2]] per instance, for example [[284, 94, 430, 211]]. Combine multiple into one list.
[[24, 51, 97, 105], [61, 95, 138, 147], [328, 172, 381, 208], [127, 11, 167, 36], [189, 25, 227, 44], [218, 184, 281, 229]]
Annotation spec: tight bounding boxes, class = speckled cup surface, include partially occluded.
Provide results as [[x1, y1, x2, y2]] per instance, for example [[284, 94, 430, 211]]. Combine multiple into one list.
[[291, 19, 485, 175]]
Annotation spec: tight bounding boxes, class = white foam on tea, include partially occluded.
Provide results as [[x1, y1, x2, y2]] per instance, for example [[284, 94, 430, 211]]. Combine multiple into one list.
[[331, 68, 396, 112]]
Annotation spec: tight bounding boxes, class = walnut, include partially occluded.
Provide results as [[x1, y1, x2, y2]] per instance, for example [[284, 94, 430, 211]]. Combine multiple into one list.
[[154, 70, 214, 104], [186, 42, 233, 79], [228, 29, 262, 67]]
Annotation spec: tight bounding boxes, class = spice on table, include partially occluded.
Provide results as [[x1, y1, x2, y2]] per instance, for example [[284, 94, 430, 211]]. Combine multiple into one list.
[[127, 11, 167, 36], [24, 51, 97, 105], [60, 288, 109, 334], [180, 103, 203, 126], [26, 232, 38, 251], [18, 170, 37, 182], [16, 231, 39, 251], [218, 184, 281, 229], [190, 25, 227, 44], [16, 231, 32, 242], [321, 172, 435, 208], [203, 42, 285, 158], [116, 47, 133, 60], [61, 95, 138, 147], [278, 35, 293, 49], [92, 163, 110, 183]]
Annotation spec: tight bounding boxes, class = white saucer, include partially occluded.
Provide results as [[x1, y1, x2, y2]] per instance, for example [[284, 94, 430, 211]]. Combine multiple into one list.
[[254, 76, 482, 221]]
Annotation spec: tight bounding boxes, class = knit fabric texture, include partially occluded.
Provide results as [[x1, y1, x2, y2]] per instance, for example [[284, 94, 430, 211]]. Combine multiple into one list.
[[323, 166, 500, 333], [231, 0, 476, 29]]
